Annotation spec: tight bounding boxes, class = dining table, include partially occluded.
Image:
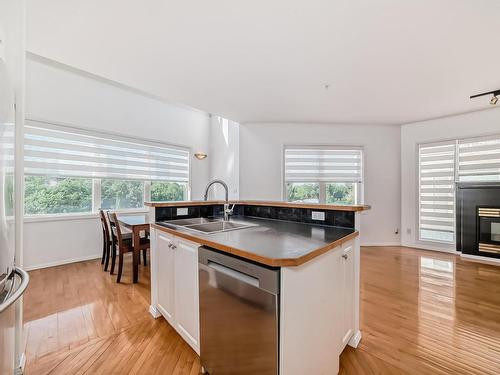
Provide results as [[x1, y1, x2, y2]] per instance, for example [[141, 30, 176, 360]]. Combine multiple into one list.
[[117, 214, 151, 283]]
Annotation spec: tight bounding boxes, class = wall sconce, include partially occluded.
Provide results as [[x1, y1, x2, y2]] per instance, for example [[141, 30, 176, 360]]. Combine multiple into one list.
[[194, 152, 208, 160], [470, 89, 500, 106]]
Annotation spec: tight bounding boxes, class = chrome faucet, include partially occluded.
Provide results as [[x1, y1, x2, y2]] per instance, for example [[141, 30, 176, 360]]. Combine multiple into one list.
[[203, 179, 235, 221]]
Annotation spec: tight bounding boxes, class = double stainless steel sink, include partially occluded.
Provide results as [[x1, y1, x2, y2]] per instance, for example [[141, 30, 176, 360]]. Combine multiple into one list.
[[161, 217, 257, 234]]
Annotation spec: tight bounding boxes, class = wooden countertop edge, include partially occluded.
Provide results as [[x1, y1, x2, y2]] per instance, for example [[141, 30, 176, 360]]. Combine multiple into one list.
[[145, 200, 371, 212], [151, 223, 359, 267]]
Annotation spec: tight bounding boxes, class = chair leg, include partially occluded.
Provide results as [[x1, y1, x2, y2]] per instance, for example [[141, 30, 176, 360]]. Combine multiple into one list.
[[117, 252, 124, 283], [110, 245, 117, 275], [104, 241, 111, 271], [142, 249, 147, 266], [101, 237, 106, 265], [133, 250, 139, 283]]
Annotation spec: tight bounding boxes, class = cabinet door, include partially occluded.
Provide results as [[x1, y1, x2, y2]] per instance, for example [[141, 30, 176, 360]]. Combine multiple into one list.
[[157, 233, 175, 323], [174, 238, 200, 351], [341, 245, 355, 348]]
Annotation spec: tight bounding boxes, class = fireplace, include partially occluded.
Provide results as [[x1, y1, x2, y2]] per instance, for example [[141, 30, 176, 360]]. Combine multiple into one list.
[[456, 182, 500, 259], [478, 207, 500, 254]]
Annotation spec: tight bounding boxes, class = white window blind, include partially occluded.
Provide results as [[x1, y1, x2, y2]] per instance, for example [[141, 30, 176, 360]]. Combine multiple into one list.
[[284, 146, 363, 183], [458, 135, 500, 182], [24, 120, 190, 182], [418, 142, 456, 243], [0, 122, 15, 174]]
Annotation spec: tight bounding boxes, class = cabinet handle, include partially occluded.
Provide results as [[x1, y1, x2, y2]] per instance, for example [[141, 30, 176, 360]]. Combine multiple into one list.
[[171, 245, 177, 250], [342, 254, 348, 259]]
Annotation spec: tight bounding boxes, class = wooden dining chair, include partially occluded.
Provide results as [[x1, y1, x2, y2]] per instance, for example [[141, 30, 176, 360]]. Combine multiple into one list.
[[99, 209, 111, 271], [108, 212, 147, 283]]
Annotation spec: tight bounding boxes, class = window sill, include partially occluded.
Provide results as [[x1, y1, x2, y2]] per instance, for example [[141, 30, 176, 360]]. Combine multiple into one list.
[[24, 208, 150, 223], [24, 212, 99, 223]]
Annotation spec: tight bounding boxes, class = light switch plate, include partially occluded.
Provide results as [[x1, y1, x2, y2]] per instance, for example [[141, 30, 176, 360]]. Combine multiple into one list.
[[177, 207, 188, 216], [312, 211, 325, 221]]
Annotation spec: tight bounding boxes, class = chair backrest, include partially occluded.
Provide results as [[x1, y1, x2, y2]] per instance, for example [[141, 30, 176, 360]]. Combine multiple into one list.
[[107, 211, 118, 245], [99, 209, 110, 242], [109, 212, 125, 248]]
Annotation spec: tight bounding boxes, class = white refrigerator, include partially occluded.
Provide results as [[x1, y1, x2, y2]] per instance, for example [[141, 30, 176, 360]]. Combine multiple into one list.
[[0, 5, 29, 373]]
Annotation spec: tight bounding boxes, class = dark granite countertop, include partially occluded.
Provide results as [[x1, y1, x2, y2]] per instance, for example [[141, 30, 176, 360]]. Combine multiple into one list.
[[152, 216, 358, 267]]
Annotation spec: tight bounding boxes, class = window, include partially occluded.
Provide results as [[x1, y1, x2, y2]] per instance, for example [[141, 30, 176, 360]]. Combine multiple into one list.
[[3, 174, 14, 217], [151, 181, 188, 202], [284, 146, 363, 204], [101, 179, 144, 210], [326, 182, 356, 205], [418, 142, 456, 243], [458, 136, 500, 182], [24, 120, 190, 215], [24, 176, 92, 215], [418, 135, 500, 244], [286, 182, 319, 203], [1, 121, 15, 217]]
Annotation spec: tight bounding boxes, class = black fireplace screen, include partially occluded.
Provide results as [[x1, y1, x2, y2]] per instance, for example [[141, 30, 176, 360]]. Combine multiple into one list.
[[478, 207, 500, 254]]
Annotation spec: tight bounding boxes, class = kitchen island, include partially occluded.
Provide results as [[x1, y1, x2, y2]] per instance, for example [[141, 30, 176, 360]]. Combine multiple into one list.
[[146, 200, 370, 375]]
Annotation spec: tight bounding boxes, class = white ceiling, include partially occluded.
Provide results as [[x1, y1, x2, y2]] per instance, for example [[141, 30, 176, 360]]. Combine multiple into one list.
[[27, 0, 500, 125]]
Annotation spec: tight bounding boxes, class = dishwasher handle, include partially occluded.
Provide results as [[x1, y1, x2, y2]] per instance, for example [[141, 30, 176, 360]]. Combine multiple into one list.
[[207, 260, 260, 288], [199, 246, 279, 295]]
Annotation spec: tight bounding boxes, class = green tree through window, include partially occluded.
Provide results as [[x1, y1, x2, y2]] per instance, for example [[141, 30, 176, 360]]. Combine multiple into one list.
[[287, 182, 356, 204], [24, 176, 92, 214], [101, 179, 144, 210], [286, 183, 320, 203], [151, 182, 187, 201], [4, 174, 14, 217], [326, 183, 355, 204]]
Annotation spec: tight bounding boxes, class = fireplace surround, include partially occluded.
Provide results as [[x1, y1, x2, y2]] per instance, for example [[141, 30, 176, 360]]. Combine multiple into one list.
[[456, 182, 500, 259]]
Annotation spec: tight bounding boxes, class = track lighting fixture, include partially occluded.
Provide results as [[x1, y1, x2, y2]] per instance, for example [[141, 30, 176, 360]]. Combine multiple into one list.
[[470, 89, 500, 105]]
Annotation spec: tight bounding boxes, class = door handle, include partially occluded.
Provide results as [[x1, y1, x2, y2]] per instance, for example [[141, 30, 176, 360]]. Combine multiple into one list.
[[342, 254, 348, 259]]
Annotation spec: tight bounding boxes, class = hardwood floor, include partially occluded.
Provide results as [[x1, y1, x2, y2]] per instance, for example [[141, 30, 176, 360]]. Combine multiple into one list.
[[23, 247, 500, 374], [342, 246, 500, 375], [23, 254, 202, 374]]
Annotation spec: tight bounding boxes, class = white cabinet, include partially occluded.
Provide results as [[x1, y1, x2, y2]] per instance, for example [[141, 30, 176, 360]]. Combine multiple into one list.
[[154, 231, 200, 354], [280, 240, 358, 375], [341, 244, 355, 349], [157, 233, 175, 322], [173, 238, 200, 350]]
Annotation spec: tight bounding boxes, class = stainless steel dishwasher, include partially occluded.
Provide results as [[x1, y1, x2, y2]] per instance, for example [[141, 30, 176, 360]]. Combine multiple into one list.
[[198, 246, 279, 375]]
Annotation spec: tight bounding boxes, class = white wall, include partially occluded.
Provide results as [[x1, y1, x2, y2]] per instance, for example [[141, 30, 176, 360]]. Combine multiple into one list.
[[239, 123, 401, 246], [24, 54, 211, 270], [208, 116, 239, 200], [401, 107, 500, 252]]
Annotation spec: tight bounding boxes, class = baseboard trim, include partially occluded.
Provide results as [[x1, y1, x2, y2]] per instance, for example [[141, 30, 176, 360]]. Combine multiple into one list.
[[401, 243, 457, 254], [25, 253, 102, 271], [461, 254, 500, 266], [348, 330, 362, 348], [149, 305, 161, 318], [361, 242, 401, 247]]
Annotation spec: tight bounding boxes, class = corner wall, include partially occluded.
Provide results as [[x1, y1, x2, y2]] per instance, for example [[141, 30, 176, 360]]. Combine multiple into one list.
[[208, 116, 240, 200], [401, 107, 500, 252], [239, 122, 401, 246]]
